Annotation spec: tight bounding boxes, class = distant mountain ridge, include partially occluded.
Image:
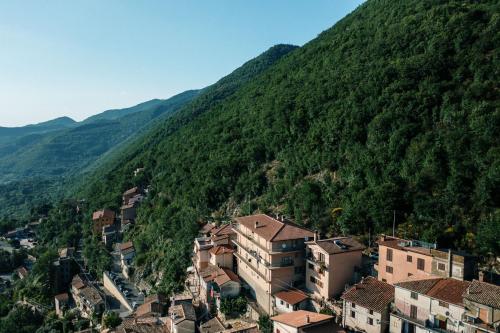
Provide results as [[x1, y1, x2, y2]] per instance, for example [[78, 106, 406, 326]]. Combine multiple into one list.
[[0, 89, 200, 184]]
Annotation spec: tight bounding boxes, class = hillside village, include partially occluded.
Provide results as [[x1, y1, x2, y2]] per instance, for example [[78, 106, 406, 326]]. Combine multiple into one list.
[[2, 175, 499, 333]]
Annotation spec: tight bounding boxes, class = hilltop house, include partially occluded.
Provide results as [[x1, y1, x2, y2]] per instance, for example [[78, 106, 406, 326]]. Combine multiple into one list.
[[341, 276, 394, 333], [390, 278, 471, 333], [305, 235, 365, 301], [232, 214, 314, 314], [462, 280, 500, 333], [92, 209, 115, 234], [52, 247, 75, 293]]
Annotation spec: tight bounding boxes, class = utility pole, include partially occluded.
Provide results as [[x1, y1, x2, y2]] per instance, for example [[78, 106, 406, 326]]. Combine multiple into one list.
[[392, 210, 396, 237]]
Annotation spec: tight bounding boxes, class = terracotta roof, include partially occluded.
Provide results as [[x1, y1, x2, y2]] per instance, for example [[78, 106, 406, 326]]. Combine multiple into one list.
[[212, 234, 231, 243], [212, 223, 235, 237], [144, 293, 167, 304], [55, 293, 69, 302], [274, 290, 308, 305], [201, 223, 217, 235], [463, 280, 500, 309], [341, 277, 394, 313], [426, 279, 470, 306], [395, 278, 442, 294], [123, 187, 140, 196], [209, 244, 234, 255], [308, 237, 365, 254], [235, 214, 314, 242], [271, 310, 333, 328], [92, 209, 115, 220], [79, 286, 104, 306], [213, 268, 241, 286], [120, 241, 134, 251]]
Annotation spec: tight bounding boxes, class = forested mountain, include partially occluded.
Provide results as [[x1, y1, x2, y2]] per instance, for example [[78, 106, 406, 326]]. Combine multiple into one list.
[[0, 116, 76, 144], [0, 90, 199, 184], [75, 0, 499, 292]]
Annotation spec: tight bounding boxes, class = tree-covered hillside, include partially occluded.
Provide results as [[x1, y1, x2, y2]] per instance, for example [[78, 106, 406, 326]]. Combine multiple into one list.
[[78, 0, 500, 291]]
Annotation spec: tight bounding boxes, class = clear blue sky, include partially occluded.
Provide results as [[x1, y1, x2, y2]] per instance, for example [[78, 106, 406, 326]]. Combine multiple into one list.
[[0, 0, 364, 127]]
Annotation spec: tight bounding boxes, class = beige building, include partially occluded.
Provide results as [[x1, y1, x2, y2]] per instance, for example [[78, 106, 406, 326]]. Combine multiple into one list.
[[341, 276, 394, 333], [232, 214, 314, 314], [271, 310, 335, 333], [377, 236, 436, 285], [305, 236, 364, 300], [462, 280, 500, 333]]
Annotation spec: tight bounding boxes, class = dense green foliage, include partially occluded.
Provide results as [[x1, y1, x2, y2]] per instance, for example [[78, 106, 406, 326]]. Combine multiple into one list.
[[0, 249, 26, 273], [0, 90, 199, 220], [220, 296, 247, 315], [72, 0, 499, 294]]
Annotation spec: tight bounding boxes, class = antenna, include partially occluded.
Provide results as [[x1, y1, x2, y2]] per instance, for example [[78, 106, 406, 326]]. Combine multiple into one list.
[[392, 210, 396, 237]]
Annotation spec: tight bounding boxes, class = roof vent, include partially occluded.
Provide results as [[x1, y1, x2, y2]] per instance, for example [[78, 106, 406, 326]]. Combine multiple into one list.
[[334, 239, 348, 250], [306, 315, 310, 323], [255, 221, 259, 229]]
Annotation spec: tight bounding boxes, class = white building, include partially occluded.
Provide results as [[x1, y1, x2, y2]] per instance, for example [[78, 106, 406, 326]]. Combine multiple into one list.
[[390, 278, 471, 333]]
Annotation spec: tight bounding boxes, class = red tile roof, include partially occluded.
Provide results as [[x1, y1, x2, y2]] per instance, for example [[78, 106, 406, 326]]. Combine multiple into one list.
[[92, 209, 115, 220], [55, 293, 69, 302], [209, 244, 234, 255], [395, 278, 442, 294], [271, 310, 333, 328], [274, 290, 308, 305], [212, 223, 235, 237], [426, 279, 470, 306], [342, 277, 394, 313], [235, 214, 314, 242], [214, 268, 240, 286]]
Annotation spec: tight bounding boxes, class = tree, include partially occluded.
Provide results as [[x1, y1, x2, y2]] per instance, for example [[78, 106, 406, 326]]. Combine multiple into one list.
[[102, 311, 122, 329], [258, 315, 272, 333]]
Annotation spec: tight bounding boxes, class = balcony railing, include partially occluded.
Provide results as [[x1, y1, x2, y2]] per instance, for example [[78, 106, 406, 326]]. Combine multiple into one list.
[[306, 253, 328, 269], [234, 239, 295, 269]]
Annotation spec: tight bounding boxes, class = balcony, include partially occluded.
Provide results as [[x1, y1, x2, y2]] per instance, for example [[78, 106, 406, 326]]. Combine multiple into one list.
[[306, 253, 328, 269], [233, 239, 270, 267]]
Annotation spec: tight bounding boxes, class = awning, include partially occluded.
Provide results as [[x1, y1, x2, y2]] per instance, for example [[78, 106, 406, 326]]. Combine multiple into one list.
[[435, 314, 447, 322]]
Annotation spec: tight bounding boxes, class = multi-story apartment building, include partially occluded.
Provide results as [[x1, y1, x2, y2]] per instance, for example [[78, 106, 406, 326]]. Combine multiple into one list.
[[232, 214, 314, 314], [377, 236, 435, 285], [462, 280, 500, 333], [305, 236, 365, 300], [377, 236, 476, 285], [390, 278, 471, 333], [342, 276, 394, 333]]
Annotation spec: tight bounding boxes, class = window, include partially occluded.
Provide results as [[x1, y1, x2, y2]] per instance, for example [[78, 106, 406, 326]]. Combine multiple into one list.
[[286, 303, 289, 309], [386, 266, 393, 273], [280, 300, 284, 305], [410, 292, 418, 300], [367, 318, 374, 325], [407, 255, 412, 262], [439, 301, 449, 308], [351, 311, 356, 318], [410, 305, 417, 319], [382, 278, 387, 282], [408, 273, 413, 277], [352, 303, 356, 308], [319, 252, 326, 263], [417, 258, 425, 270], [308, 263, 314, 270], [310, 276, 317, 284], [369, 310, 374, 315], [438, 263, 446, 271], [387, 249, 393, 261]]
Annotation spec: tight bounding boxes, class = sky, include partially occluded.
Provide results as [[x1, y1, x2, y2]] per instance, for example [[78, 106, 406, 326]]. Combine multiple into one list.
[[0, 0, 364, 127]]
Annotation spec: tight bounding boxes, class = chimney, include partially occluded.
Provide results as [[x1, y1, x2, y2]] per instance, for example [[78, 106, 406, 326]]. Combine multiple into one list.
[[306, 315, 310, 323], [479, 271, 484, 282], [314, 232, 318, 242], [255, 221, 259, 229]]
